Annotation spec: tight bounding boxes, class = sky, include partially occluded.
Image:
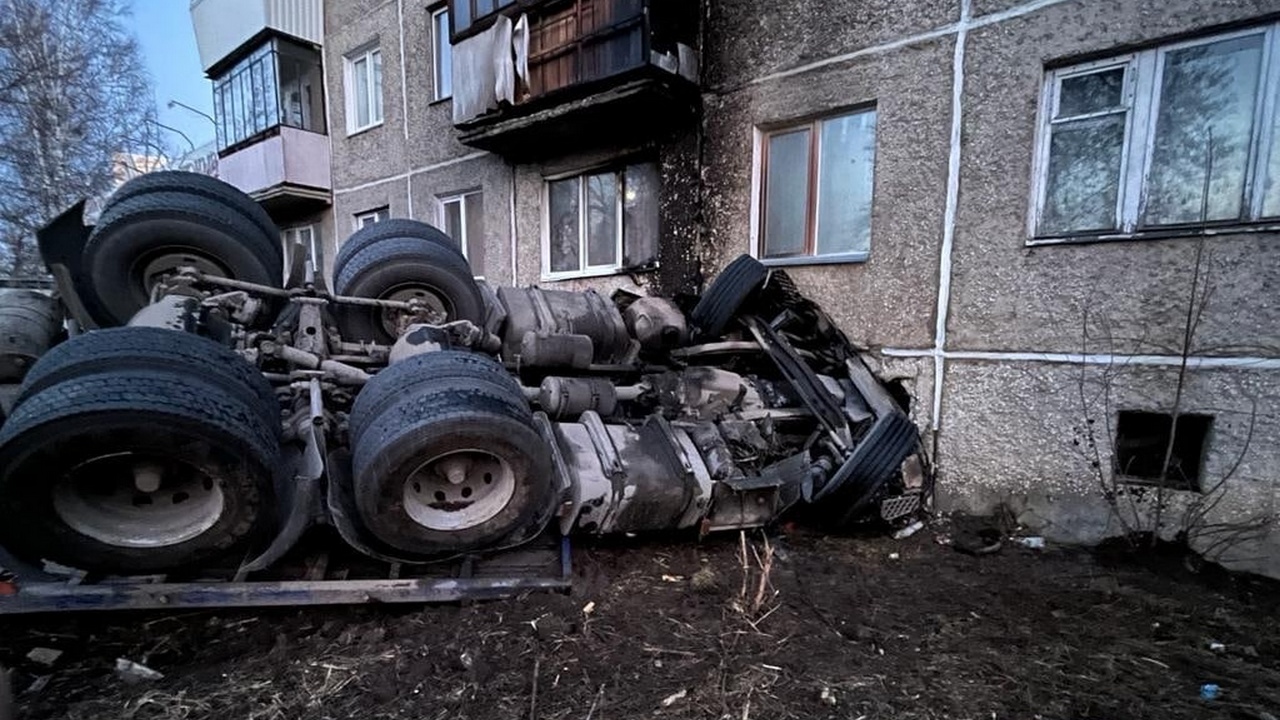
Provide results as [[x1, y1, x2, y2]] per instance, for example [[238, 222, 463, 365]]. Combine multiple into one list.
[[130, 0, 217, 153]]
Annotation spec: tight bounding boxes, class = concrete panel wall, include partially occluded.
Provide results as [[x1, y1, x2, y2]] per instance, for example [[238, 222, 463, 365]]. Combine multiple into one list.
[[948, 2, 1280, 355], [702, 0, 959, 90], [408, 155, 516, 284], [700, 38, 955, 350], [324, 0, 410, 190], [937, 360, 1280, 576], [314, 0, 1280, 574]]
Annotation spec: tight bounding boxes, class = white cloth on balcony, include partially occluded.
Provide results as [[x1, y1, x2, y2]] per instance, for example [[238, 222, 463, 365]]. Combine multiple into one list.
[[452, 15, 516, 124], [513, 14, 530, 88], [493, 14, 515, 106]]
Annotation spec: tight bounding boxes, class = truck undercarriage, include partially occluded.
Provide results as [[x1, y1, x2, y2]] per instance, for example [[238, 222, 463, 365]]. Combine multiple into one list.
[[0, 172, 926, 613]]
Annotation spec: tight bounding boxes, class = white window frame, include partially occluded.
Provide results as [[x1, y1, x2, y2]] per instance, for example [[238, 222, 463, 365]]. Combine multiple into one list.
[[354, 207, 390, 230], [1029, 23, 1280, 244], [344, 46, 383, 135], [541, 167, 628, 281], [283, 224, 322, 275], [438, 190, 480, 259], [431, 7, 452, 101], [747, 108, 877, 267]]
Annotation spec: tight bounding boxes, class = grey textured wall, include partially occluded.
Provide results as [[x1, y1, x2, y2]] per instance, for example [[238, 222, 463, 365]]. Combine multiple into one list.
[[697, 0, 1280, 572], [317, 0, 1280, 573]]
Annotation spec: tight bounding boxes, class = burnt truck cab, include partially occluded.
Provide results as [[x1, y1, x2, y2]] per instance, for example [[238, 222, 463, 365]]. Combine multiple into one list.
[[0, 172, 926, 588]]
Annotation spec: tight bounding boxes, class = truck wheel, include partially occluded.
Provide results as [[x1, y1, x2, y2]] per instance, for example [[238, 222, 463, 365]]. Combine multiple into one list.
[[85, 191, 283, 326], [0, 368, 281, 574], [349, 351, 525, 446], [333, 219, 461, 287], [105, 171, 279, 247], [690, 254, 769, 338], [350, 378, 555, 556], [334, 237, 483, 344], [16, 327, 280, 430]]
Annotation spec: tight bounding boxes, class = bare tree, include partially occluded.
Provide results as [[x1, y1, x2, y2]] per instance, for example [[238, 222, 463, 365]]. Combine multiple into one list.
[[0, 0, 163, 278]]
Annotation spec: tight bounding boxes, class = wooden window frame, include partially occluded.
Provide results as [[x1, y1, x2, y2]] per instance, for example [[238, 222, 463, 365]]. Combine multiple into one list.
[[751, 107, 876, 266]]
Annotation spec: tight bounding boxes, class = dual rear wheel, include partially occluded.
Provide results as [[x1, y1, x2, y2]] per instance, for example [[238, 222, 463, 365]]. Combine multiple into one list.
[[0, 327, 282, 574]]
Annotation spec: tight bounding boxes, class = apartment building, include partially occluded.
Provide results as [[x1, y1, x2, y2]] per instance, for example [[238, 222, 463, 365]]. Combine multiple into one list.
[[190, 0, 1280, 576]]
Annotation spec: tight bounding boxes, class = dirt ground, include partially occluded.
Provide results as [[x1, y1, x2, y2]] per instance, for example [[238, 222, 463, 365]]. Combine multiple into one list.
[[2, 524, 1278, 720]]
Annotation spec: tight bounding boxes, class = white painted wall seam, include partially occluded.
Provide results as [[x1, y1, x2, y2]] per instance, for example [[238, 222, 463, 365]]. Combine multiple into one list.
[[509, 164, 519, 285], [397, 0, 410, 143], [396, 0, 412, 218], [930, 0, 970, 433], [333, 151, 490, 195], [881, 347, 1280, 370], [743, 0, 1074, 89]]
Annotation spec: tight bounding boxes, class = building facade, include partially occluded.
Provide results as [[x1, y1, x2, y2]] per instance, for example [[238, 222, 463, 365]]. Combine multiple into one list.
[[191, 0, 1280, 576]]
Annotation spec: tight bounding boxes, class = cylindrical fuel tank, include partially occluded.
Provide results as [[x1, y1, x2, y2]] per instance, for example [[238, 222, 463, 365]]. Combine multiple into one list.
[[497, 286, 631, 366]]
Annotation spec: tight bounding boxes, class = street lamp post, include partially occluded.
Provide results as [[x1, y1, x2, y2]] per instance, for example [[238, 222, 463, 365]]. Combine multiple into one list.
[[167, 99, 217, 128]]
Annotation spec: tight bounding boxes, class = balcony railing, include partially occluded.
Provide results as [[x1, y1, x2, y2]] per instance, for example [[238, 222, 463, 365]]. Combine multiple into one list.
[[212, 37, 325, 154]]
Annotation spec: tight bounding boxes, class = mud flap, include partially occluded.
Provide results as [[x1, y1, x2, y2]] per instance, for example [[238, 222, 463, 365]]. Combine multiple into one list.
[[240, 425, 326, 573], [34, 201, 105, 330]]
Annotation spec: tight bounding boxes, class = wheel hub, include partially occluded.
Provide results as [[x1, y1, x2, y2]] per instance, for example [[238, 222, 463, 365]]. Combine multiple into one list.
[[139, 250, 227, 297], [52, 453, 226, 549], [402, 450, 515, 531], [381, 286, 449, 337]]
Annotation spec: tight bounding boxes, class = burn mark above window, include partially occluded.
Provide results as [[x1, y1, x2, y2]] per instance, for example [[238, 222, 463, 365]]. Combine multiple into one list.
[[1113, 410, 1213, 491]]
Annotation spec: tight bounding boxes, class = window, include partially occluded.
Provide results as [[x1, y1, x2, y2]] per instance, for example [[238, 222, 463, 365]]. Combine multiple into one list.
[[1033, 25, 1280, 240], [432, 8, 453, 101], [283, 225, 324, 277], [439, 191, 483, 262], [355, 207, 390, 229], [544, 163, 659, 279], [755, 108, 877, 263], [447, 0, 517, 40], [1113, 411, 1213, 491], [212, 38, 325, 152], [345, 47, 384, 134]]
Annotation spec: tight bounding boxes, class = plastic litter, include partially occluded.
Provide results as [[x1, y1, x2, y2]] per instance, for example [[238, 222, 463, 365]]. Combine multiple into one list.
[[115, 658, 163, 683]]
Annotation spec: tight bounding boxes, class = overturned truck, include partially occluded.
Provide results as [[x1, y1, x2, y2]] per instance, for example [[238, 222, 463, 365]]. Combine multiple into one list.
[[0, 172, 925, 612]]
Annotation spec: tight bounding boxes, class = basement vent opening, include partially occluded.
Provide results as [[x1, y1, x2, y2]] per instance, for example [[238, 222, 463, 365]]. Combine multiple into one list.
[[1113, 411, 1213, 492]]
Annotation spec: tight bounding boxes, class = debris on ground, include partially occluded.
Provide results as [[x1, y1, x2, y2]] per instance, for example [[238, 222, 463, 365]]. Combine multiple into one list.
[[1015, 536, 1046, 549], [660, 688, 687, 707], [113, 659, 163, 683], [2, 532, 1278, 720], [892, 520, 925, 540], [23, 649, 60, 667]]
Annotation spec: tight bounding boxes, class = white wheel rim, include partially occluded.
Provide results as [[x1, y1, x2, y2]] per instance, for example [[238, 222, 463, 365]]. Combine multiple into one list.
[[402, 449, 516, 531], [52, 453, 226, 548]]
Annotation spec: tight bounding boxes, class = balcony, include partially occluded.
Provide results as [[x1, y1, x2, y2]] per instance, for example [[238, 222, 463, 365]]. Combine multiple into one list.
[[451, 0, 699, 160], [190, 0, 323, 73], [219, 126, 331, 219], [205, 36, 330, 220]]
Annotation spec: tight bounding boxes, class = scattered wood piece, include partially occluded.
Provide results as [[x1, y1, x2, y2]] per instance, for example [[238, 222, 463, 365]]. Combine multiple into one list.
[[660, 688, 687, 707]]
